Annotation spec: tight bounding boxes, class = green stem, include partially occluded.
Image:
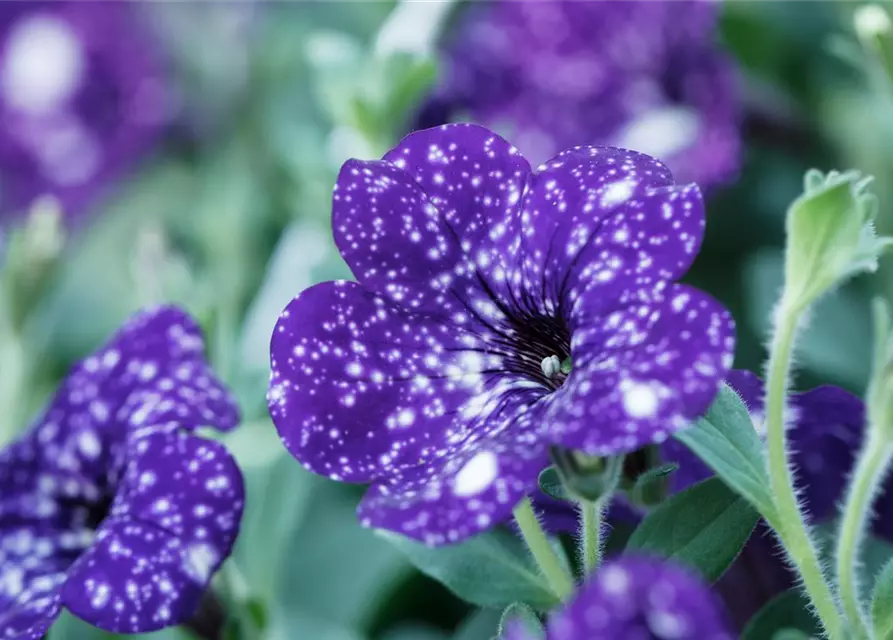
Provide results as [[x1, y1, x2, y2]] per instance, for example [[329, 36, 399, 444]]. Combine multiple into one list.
[[836, 431, 893, 638], [766, 302, 844, 639], [580, 499, 604, 575], [513, 497, 574, 600]]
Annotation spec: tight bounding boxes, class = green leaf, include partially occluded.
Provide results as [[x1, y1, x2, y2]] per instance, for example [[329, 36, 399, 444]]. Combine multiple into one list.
[[380, 528, 560, 611], [497, 603, 545, 639], [624, 476, 759, 582], [741, 590, 821, 640], [626, 462, 678, 507], [673, 384, 777, 521], [873, 558, 893, 640], [874, 560, 893, 640], [537, 466, 570, 502]]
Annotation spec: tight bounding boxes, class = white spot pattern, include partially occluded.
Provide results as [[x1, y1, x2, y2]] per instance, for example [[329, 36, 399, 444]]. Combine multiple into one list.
[[268, 124, 735, 545], [533, 557, 733, 640], [0, 306, 243, 637]]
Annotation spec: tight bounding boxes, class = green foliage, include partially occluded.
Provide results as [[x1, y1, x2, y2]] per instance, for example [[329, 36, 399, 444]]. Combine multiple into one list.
[[624, 477, 759, 582], [673, 384, 777, 521], [536, 466, 569, 502], [496, 603, 544, 640], [625, 462, 678, 508], [740, 590, 821, 640], [382, 528, 560, 612]]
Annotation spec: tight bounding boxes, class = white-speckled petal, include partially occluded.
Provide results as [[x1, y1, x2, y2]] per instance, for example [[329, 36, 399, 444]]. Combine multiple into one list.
[[60, 431, 244, 633], [358, 392, 553, 545], [518, 146, 704, 312], [268, 280, 524, 484], [546, 283, 735, 454], [0, 526, 70, 640]]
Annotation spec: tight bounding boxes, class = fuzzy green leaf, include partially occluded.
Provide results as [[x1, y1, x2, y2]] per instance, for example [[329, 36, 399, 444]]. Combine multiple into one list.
[[380, 529, 560, 611], [497, 603, 545, 639], [624, 476, 758, 582], [741, 590, 821, 640], [674, 384, 777, 522]]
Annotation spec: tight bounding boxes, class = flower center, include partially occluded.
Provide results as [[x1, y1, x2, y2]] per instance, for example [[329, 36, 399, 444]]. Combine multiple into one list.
[[540, 354, 571, 391], [498, 311, 571, 391], [57, 489, 115, 532], [84, 493, 114, 530]]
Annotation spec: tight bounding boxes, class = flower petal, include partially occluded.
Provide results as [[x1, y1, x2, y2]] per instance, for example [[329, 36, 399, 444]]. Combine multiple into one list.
[[358, 392, 552, 545], [545, 556, 733, 639], [0, 527, 71, 640], [26, 305, 239, 487], [519, 146, 704, 312], [269, 280, 524, 484], [0, 435, 98, 531], [548, 283, 735, 454], [334, 124, 530, 316], [108, 431, 244, 554], [61, 521, 206, 632], [60, 432, 243, 633], [382, 123, 530, 256]]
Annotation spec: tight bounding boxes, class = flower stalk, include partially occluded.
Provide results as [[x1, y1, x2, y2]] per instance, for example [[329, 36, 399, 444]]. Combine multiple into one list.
[[765, 299, 844, 640], [513, 497, 575, 601], [763, 168, 893, 639], [836, 300, 893, 638]]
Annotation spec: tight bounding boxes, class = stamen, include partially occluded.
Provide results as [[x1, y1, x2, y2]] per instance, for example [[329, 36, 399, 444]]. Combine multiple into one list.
[[541, 354, 562, 379]]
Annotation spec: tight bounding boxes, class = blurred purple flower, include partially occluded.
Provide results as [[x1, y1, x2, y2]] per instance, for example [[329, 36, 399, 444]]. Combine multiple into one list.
[[267, 123, 734, 546], [0, 306, 243, 638], [0, 1, 174, 219], [536, 369, 867, 629], [504, 556, 733, 640], [419, 0, 740, 191]]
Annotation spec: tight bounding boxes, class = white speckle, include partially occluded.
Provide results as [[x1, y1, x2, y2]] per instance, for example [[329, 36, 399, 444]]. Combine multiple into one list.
[[183, 543, 218, 583], [2, 14, 85, 114], [622, 382, 659, 419], [601, 180, 635, 207], [453, 451, 499, 497], [648, 609, 688, 639], [90, 582, 110, 609], [77, 431, 101, 459], [601, 565, 630, 595], [396, 408, 415, 427]]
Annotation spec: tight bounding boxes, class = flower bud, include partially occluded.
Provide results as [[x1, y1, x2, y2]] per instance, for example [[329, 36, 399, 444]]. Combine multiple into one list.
[[783, 169, 893, 311]]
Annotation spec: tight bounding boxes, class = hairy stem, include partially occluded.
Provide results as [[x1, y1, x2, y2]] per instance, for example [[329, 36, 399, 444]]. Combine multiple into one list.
[[836, 431, 893, 638], [513, 497, 574, 600], [580, 499, 604, 575], [765, 303, 844, 639]]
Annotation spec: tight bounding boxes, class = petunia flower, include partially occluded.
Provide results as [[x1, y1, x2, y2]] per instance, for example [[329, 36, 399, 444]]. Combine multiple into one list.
[[417, 0, 740, 191], [535, 369, 868, 630], [267, 123, 735, 545], [503, 556, 733, 640], [0, 306, 244, 639], [0, 1, 173, 219]]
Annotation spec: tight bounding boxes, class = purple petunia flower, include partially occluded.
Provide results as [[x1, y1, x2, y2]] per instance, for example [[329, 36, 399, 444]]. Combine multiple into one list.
[[418, 0, 740, 191], [504, 556, 733, 640], [0, 306, 243, 638], [536, 369, 868, 630], [0, 1, 173, 219], [267, 123, 735, 545]]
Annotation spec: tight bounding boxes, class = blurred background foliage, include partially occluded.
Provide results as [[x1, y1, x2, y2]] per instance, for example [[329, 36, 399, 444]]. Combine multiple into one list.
[[0, 1, 891, 638]]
